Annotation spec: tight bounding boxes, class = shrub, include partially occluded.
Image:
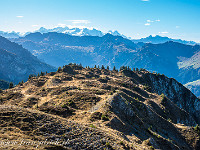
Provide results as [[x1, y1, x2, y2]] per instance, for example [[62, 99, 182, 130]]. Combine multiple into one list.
[[140, 68, 146, 71], [161, 93, 168, 105], [113, 66, 116, 71], [101, 114, 109, 121], [0, 96, 3, 102], [194, 124, 200, 134], [90, 112, 102, 121], [40, 71, 45, 76], [143, 84, 151, 92], [89, 124, 96, 128], [112, 88, 116, 93], [167, 138, 172, 143], [61, 103, 68, 109], [68, 100, 75, 107], [150, 146, 154, 150], [161, 93, 165, 98], [106, 142, 111, 148], [134, 97, 139, 101], [9, 82, 14, 89], [109, 92, 113, 95], [167, 118, 172, 122], [120, 66, 128, 71], [28, 74, 36, 79], [147, 126, 152, 133], [57, 67, 62, 72]]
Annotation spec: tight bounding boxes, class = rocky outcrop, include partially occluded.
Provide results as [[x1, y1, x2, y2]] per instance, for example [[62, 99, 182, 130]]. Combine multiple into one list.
[[144, 73, 200, 124]]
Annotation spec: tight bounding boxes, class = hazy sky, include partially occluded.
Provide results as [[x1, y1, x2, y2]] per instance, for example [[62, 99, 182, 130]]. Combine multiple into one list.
[[0, 0, 200, 42]]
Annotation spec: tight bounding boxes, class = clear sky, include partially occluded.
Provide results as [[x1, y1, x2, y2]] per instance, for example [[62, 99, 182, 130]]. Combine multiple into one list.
[[0, 0, 200, 42]]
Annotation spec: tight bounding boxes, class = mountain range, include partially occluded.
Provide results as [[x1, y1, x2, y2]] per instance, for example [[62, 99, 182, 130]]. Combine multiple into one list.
[[0, 26, 129, 39], [0, 31, 21, 38], [11, 32, 139, 67], [1, 26, 198, 45], [132, 35, 197, 45], [10, 32, 200, 97]]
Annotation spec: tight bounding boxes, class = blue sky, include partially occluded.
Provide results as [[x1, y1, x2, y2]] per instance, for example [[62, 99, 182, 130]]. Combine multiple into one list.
[[0, 0, 200, 42]]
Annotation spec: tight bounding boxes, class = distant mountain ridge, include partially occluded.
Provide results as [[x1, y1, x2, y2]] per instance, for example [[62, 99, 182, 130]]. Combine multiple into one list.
[[132, 35, 197, 45], [34, 26, 130, 39], [2, 27, 198, 46], [36, 26, 105, 37], [0, 31, 21, 38], [1, 26, 129, 39]]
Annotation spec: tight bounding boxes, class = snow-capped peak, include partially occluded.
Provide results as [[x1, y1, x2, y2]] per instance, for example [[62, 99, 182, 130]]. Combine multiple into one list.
[[32, 26, 129, 38], [0, 25, 128, 39]]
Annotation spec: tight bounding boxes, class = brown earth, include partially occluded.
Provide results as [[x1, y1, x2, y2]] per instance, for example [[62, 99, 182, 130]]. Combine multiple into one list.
[[0, 64, 200, 150]]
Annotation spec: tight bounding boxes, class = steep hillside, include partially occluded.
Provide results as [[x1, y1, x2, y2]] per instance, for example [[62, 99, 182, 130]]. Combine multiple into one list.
[[0, 64, 200, 149], [0, 36, 56, 84]]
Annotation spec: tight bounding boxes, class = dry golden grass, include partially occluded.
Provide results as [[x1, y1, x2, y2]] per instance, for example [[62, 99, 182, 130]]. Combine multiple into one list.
[[0, 64, 199, 149]]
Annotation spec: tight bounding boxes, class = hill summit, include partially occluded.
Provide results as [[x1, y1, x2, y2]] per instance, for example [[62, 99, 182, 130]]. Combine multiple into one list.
[[0, 64, 200, 149]]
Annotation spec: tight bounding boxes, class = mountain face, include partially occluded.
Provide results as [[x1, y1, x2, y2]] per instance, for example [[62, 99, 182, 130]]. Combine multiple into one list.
[[0, 36, 56, 84], [131, 42, 200, 83], [132, 35, 197, 45], [0, 64, 200, 149], [12, 32, 139, 67]]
